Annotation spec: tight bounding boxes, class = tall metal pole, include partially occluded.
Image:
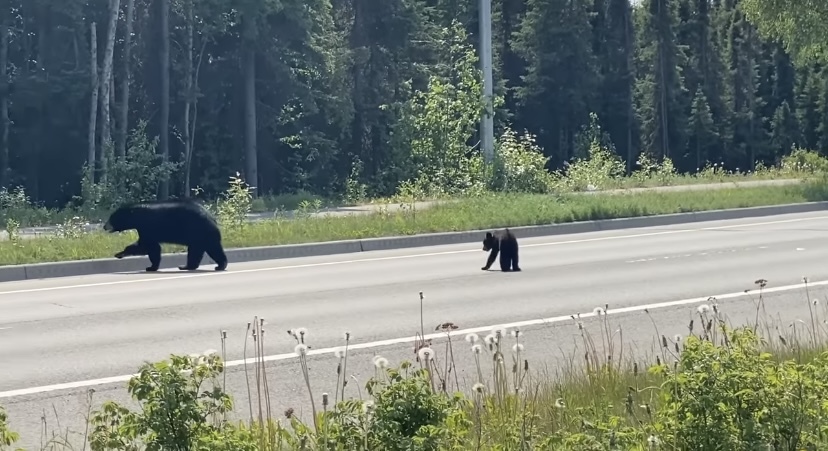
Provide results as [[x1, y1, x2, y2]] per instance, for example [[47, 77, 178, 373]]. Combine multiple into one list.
[[479, 0, 495, 162]]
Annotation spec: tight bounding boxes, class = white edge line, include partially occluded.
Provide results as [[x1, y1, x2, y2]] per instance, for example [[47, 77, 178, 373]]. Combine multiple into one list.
[[1, 214, 826, 296], [2, 277, 825, 399]]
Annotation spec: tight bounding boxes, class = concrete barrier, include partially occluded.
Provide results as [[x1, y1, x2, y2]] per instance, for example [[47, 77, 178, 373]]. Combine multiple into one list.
[[2, 200, 827, 283]]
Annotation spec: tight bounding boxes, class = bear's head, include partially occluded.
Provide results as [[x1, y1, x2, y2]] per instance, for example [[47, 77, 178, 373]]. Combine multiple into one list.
[[103, 204, 138, 233], [114, 242, 147, 259], [482, 232, 496, 252]]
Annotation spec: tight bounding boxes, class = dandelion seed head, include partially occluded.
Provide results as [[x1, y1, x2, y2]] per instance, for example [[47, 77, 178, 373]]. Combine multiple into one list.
[[372, 355, 389, 369], [593, 306, 605, 315], [295, 327, 308, 337], [512, 343, 525, 353], [492, 327, 508, 337], [472, 382, 485, 393], [697, 304, 711, 314], [554, 398, 566, 409], [294, 344, 308, 356], [511, 329, 521, 338], [362, 400, 375, 414], [673, 334, 682, 343], [333, 347, 347, 359], [465, 333, 480, 344], [484, 334, 497, 345], [471, 344, 483, 354], [417, 346, 435, 361]]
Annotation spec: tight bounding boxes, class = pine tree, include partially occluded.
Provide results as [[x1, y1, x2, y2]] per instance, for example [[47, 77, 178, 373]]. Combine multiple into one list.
[[593, 0, 637, 170], [634, 0, 689, 163], [512, 0, 599, 161], [688, 86, 719, 168]]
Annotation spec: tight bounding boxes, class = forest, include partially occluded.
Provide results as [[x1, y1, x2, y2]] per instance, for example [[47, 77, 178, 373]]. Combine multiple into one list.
[[0, 0, 823, 209]]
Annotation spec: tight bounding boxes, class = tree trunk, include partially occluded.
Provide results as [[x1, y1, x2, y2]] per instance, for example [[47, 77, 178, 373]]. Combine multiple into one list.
[[242, 16, 258, 196], [182, 0, 193, 196], [183, 0, 203, 197], [0, 17, 8, 188], [87, 22, 99, 183], [117, 0, 135, 158], [158, 0, 170, 198], [99, 0, 121, 184]]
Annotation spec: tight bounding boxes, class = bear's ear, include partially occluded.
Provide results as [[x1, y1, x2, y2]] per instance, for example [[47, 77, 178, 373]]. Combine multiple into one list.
[[485, 232, 493, 238]]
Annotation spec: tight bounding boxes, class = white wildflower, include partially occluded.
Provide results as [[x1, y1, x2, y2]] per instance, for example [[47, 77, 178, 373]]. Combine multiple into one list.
[[593, 306, 605, 316], [472, 383, 485, 393], [512, 343, 525, 353], [697, 304, 711, 314], [465, 333, 480, 344], [294, 344, 308, 356], [471, 344, 483, 354]]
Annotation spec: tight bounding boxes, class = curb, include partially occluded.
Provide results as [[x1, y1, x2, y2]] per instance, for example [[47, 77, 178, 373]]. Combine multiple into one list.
[[1, 200, 826, 283]]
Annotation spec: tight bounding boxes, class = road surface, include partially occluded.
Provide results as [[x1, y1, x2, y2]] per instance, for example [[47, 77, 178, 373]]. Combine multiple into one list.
[[1, 208, 828, 449]]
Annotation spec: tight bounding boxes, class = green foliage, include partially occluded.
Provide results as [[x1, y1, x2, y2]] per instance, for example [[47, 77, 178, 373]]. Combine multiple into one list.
[[0, 405, 21, 450], [488, 127, 556, 194], [558, 134, 627, 192], [740, 0, 828, 65], [393, 20, 491, 198], [79, 121, 181, 213], [206, 173, 256, 232], [88, 352, 233, 451]]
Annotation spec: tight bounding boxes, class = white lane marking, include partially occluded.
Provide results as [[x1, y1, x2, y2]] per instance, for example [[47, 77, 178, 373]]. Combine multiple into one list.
[[625, 246, 769, 263], [0, 214, 826, 297], [1, 277, 826, 399]]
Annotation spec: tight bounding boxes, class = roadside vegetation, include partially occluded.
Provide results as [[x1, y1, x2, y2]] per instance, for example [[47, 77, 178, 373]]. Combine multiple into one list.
[[2, 141, 827, 266], [3, 278, 828, 450]]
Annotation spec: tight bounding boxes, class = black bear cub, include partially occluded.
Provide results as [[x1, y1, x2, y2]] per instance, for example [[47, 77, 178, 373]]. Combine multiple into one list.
[[481, 228, 521, 272], [105, 199, 228, 272]]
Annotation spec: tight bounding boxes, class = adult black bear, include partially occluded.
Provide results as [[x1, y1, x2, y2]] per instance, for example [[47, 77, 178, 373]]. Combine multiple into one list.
[[481, 229, 521, 272], [104, 199, 228, 272]]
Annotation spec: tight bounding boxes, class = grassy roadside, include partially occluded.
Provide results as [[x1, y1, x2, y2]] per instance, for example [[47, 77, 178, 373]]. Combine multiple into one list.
[[1, 148, 822, 231], [1, 179, 827, 266], [3, 278, 828, 450]]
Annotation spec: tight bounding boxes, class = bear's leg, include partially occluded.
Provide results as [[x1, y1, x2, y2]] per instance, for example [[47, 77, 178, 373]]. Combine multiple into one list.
[[144, 242, 162, 272], [205, 243, 228, 271], [499, 249, 512, 272], [512, 246, 521, 271], [482, 248, 499, 270], [179, 246, 204, 271]]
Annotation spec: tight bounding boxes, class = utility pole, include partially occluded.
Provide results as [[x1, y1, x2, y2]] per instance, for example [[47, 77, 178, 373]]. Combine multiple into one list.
[[479, 0, 495, 162]]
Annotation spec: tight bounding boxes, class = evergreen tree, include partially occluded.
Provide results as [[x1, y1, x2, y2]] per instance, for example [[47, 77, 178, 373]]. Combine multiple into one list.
[[634, 0, 689, 163], [512, 0, 599, 162]]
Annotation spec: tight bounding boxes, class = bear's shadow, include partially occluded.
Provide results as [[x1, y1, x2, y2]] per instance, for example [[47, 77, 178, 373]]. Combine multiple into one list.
[[115, 268, 218, 275]]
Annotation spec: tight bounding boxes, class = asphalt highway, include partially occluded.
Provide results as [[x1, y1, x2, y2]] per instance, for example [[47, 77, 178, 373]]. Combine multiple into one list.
[[2, 210, 828, 449]]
